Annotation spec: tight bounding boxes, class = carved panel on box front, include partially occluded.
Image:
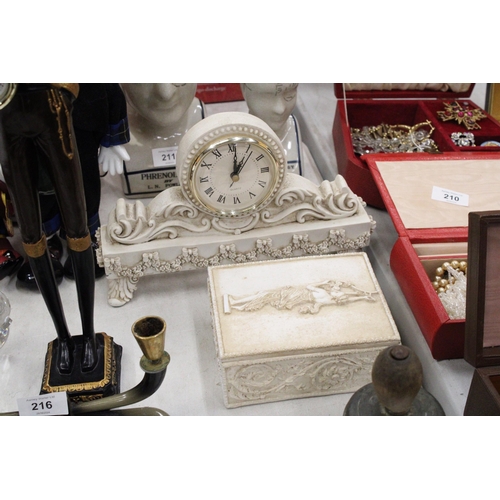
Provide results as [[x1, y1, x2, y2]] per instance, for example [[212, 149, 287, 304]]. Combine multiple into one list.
[[223, 351, 376, 406]]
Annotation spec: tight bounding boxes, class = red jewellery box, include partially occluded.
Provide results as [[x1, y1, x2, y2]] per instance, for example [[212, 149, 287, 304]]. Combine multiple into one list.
[[464, 211, 500, 415], [332, 83, 500, 209], [365, 153, 500, 360]]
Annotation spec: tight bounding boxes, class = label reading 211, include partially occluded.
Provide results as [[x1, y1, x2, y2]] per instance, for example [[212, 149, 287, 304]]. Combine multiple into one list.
[[152, 146, 177, 167], [431, 186, 469, 207]]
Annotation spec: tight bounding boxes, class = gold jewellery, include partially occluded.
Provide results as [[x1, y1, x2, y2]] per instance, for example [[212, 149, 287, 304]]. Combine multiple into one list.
[[437, 101, 487, 130], [432, 260, 467, 295], [47, 88, 75, 160], [351, 120, 439, 155], [432, 260, 467, 320]]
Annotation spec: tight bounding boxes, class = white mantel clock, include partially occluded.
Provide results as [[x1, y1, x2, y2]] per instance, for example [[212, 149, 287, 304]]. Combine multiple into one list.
[[97, 112, 375, 307], [177, 112, 286, 222]]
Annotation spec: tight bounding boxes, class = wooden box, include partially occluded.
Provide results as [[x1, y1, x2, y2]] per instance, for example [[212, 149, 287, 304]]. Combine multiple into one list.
[[464, 211, 500, 415], [207, 253, 401, 408], [332, 83, 500, 208], [366, 154, 500, 360]]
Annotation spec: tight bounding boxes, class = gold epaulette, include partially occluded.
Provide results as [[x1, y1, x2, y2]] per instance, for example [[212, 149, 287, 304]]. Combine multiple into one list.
[[51, 84, 79, 98]]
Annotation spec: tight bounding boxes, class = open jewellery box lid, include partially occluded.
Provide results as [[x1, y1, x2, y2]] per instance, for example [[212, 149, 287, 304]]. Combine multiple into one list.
[[365, 153, 500, 244], [465, 210, 500, 368], [333, 83, 474, 100]]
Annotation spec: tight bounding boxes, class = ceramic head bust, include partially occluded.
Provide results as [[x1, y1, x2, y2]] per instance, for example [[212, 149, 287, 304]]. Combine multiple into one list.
[[121, 83, 197, 130], [241, 83, 299, 139]]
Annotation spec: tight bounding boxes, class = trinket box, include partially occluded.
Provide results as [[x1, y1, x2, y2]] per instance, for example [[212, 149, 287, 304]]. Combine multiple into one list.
[[366, 153, 500, 360], [332, 84, 500, 208], [207, 253, 400, 408], [464, 211, 500, 415]]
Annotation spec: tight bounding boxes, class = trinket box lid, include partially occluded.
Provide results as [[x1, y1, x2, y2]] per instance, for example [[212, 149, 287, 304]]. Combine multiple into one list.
[[366, 153, 500, 243], [208, 253, 400, 362], [334, 83, 474, 100], [465, 210, 500, 367]]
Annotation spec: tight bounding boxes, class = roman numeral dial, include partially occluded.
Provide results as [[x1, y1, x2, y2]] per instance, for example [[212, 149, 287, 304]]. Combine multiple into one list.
[[177, 112, 286, 218], [191, 137, 282, 217]]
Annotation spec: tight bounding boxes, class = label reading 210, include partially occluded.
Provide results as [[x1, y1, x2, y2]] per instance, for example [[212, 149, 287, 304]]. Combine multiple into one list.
[[431, 186, 469, 207]]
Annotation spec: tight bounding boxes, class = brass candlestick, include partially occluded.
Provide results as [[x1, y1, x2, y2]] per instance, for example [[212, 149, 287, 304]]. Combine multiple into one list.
[[69, 316, 170, 416]]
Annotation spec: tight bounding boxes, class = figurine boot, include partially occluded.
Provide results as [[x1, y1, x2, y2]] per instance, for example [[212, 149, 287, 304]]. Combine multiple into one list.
[[68, 244, 98, 372], [17, 233, 64, 289], [27, 248, 74, 374], [63, 214, 104, 280], [64, 234, 105, 280]]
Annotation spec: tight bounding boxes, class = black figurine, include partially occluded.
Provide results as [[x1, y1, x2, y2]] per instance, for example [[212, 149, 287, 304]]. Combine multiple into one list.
[[0, 84, 122, 388], [15, 83, 130, 287]]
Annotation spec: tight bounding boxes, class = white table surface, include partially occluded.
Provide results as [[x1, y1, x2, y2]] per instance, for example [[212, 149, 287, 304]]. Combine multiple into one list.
[[0, 84, 487, 416]]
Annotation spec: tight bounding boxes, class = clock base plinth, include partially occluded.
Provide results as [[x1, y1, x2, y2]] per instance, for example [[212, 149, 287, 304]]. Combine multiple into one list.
[[98, 171, 375, 307], [99, 213, 374, 307], [40, 332, 122, 402]]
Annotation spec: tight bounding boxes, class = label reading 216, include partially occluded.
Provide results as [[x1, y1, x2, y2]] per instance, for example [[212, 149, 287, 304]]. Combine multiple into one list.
[[431, 186, 469, 207], [17, 392, 69, 416]]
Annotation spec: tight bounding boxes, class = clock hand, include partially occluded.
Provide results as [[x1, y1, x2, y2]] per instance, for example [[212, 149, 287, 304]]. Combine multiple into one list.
[[230, 150, 253, 187], [230, 145, 240, 185], [237, 150, 253, 175]]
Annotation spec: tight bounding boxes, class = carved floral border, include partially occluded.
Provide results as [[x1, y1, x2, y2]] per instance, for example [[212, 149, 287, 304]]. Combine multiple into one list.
[[98, 229, 372, 278]]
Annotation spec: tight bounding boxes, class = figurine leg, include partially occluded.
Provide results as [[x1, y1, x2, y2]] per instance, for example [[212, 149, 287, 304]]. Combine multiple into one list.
[[67, 235, 97, 372], [35, 93, 98, 371], [24, 236, 74, 374], [63, 129, 105, 279], [63, 217, 105, 280]]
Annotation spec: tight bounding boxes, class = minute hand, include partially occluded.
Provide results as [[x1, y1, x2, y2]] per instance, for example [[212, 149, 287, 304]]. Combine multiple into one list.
[[236, 151, 253, 175]]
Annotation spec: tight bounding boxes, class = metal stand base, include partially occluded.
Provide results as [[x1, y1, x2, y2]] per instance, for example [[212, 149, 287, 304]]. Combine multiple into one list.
[[40, 332, 122, 402], [344, 383, 446, 416]]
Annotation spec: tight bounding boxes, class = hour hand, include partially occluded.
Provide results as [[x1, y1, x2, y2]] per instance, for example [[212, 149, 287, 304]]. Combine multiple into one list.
[[230, 146, 239, 182], [233, 146, 238, 170]]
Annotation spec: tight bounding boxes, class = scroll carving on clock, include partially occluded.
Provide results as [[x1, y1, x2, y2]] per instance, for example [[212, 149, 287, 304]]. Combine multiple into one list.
[[106, 173, 364, 244]]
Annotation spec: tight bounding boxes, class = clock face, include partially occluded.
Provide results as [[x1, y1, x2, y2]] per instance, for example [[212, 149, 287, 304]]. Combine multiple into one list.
[[190, 136, 280, 217], [177, 112, 286, 218]]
